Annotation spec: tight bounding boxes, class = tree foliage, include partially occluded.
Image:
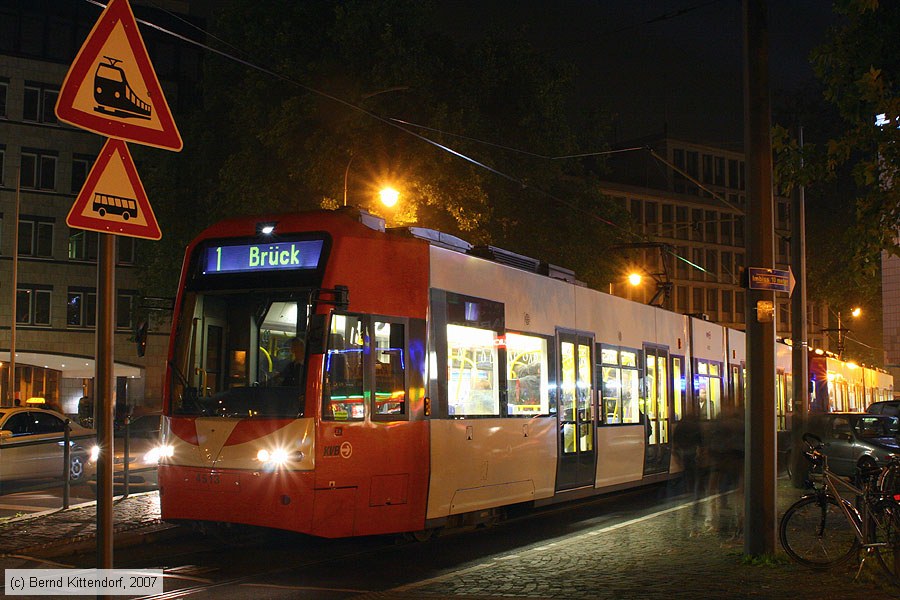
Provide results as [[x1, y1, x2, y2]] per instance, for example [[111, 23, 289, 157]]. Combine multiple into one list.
[[138, 0, 628, 296], [806, 0, 900, 268]]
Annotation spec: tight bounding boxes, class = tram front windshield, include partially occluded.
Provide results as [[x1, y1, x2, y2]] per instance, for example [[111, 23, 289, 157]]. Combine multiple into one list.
[[169, 290, 312, 418]]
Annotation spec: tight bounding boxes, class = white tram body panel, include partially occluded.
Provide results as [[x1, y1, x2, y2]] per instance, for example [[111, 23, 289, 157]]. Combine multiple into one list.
[[426, 417, 557, 518], [426, 247, 568, 519]]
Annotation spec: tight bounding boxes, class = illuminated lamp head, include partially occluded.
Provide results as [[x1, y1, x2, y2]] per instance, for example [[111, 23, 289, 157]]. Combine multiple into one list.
[[256, 221, 277, 236]]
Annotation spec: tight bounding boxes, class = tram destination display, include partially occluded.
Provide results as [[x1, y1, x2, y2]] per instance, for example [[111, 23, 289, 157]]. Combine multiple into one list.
[[203, 239, 325, 274]]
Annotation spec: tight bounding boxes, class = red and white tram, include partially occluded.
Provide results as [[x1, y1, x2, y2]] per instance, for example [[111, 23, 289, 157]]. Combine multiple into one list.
[[158, 208, 894, 538]]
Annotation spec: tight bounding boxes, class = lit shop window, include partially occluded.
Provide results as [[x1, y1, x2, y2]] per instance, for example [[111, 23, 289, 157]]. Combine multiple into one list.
[[447, 323, 499, 417], [506, 332, 549, 416], [601, 347, 640, 424]]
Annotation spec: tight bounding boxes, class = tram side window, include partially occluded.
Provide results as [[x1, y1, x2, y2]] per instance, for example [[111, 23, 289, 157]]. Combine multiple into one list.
[[373, 321, 406, 416], [324, 314, 366, 420], [600, 347, 641, 425], [447, 323, 500, 417], [506, 332, 549, 416], [695, 360, 722, 419]]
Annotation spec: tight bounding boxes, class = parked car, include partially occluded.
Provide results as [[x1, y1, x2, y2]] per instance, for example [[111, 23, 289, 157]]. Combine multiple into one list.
[[0, 407, 97, 484], [867, 400, 900, 418], [799, 412, 900, 478], [90, 413, 161, 491]]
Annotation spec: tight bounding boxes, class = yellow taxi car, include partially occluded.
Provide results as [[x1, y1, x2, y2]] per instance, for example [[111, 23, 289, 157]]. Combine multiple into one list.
[[0, 406, 97, 484]]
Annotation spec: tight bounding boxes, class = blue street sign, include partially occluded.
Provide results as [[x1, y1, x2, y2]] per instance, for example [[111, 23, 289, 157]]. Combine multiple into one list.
[[747, 267, 795, 294]]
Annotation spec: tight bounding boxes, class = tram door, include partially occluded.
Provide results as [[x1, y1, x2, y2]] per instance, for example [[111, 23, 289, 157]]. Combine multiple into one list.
[[644, 346, 671, 475], [556, 333, 596, 490]]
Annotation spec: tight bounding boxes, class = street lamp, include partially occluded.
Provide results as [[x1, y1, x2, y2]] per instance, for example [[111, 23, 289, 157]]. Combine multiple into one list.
[[379, 186, 400, 208]]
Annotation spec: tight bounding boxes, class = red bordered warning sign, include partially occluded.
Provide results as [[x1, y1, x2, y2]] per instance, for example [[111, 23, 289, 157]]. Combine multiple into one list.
[[55, 0, 182, 151], [68, 138, 162, 240]]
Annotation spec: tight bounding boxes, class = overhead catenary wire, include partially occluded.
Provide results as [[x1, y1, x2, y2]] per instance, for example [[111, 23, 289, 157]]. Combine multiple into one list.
[[82, 0, 715, 278]]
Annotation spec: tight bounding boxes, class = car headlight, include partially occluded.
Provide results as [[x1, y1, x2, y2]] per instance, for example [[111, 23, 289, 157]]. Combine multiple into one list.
[[143, 445, 174, 464], [90, 445, 100, 462]]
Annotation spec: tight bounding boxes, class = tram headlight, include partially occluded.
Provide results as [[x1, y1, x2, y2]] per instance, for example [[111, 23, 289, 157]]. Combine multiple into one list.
[[256, 447, 301, 466], [144, 444, 174, 464]]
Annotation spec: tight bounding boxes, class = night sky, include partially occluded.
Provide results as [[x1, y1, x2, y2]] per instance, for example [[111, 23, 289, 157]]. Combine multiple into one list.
[[439, 0, 837, 146]]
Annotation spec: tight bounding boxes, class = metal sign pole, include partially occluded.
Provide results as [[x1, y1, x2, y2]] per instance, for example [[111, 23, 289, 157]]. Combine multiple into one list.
[[6, 168, 20, 408], [743, 0, 778, 556], [96, 233, 115, 569]]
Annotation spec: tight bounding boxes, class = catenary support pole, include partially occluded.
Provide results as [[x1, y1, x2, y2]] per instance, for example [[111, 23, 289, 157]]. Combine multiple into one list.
[[790, 127, 809, 487]]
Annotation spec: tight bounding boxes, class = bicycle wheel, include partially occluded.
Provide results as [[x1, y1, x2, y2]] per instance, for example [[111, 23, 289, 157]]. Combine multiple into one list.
[[873, 500, 900, 586], [780, 494, 860, 569]]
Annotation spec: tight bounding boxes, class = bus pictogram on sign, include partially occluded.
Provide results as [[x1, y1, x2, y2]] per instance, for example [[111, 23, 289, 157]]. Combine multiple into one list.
[[68, 138, 161, 240]]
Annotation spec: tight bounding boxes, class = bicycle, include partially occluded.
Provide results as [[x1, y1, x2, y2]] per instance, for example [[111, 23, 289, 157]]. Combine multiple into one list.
[[779, 432, 900, 585]]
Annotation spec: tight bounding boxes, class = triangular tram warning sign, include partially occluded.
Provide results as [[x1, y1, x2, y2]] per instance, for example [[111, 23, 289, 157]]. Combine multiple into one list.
[[55, 0, 182, 151], [68, 138, 162, 240]]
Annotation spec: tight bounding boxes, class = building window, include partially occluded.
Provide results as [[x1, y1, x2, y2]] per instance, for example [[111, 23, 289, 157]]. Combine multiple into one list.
[[673, 149, 685, 193], [117, 236, 135, 265], [722, 290, 733, 322], [692, 248, 704, 280], [707, 288, 718, 315], [691, 209, 703, 242], [23, 83, 59, 124], [71, 155, 92, 193], [116, 292, 136, 330], [714, 156, 725, 186], [736, 291, 745, 320], [720, 216, 733, 245], [693, 287, 704, 313], [0, 78, 7, 118], [675, 247, 689, 279], [68, 228, 98, 261], [20, 150, 57, 190], [706, 250, 718, 281], [645, 201, 658, 234], [661, 203, 674, 238], [17, 286, 51, 326], [728, 159, 740, 189], [721, 251, 732, 281], [630, 198, 642, 225], [19, 217, 53, 258], [676, 285, 689, 312], [675, 206, 689, 240], [705, 211, 718, 243], [0, 144, 5, 186], [685, 152, 700, 194], [702, 154, 713, 184], [67, 289, 96, 327], [734, 215, 745, 246]]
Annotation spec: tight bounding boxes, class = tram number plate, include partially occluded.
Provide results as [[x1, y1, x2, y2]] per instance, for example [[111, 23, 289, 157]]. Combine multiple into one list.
[[187, 470, 240, 492]]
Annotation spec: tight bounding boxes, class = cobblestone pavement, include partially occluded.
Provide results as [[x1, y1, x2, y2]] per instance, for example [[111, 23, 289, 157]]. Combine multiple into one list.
[[1, 482, 899, 599]]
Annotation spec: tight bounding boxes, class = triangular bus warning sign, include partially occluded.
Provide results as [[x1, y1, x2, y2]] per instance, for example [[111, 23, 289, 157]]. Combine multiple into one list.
[[55, 0, 182, 151], [68, 138, 162, 240]]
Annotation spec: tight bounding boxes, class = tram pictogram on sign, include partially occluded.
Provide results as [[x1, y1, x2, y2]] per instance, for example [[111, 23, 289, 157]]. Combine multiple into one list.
[[68, 138, 162, 240], [55, 0, 182, 151]]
